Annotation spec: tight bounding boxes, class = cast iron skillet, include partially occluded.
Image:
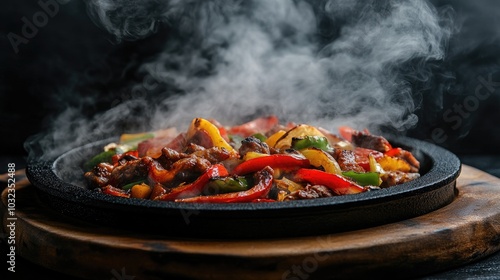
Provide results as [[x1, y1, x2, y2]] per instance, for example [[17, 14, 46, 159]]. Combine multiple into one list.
[[26, 136, 461, 239]]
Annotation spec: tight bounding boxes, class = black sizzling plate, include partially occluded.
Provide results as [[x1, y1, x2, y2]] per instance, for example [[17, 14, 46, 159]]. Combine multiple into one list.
[[26, 136, 461, 239]]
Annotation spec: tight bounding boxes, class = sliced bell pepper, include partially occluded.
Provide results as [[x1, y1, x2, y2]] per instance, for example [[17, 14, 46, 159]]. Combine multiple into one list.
[[154, 164, 229, 201], [377, 156, 411, 172], [385, 147, 402, 157], [130, 183, 153, 199], [265, 130, 286, 147], [119, 132, 156, 147], [175, 166, 274, 203], [122, 179, 146, 191], [84, 150, 115, 171], [274, 124, 327, 149], [342, 171, 381, 186], [205, 176, 250, 194], [101, 185, 130, 198], [148, 161, 175, 184], [232, 154, 310, 175], [292, 136, 333, 152], [354, 147, 384, 171], [228, 115, 279, 137], [243, 151, 269, 161], [338, 126, 356, 142], [252, 133, 267, 142], [217, 125, 230, 142], [369, 153, 385, 174], [186, 118, 237, 154], [299, 148, 342, 175], [294, 168, 366, 195]]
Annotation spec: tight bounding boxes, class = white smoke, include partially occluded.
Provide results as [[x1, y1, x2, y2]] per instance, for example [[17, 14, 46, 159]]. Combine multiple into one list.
[[25, 0, 455, 160], [89, 0, 453, 129]]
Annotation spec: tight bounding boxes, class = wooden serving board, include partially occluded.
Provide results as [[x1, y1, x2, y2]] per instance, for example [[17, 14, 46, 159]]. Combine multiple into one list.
[[2, 165, 500, 280]]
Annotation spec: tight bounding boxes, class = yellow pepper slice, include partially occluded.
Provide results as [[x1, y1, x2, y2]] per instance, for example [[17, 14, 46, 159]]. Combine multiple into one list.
[[130, 183, 153, 199], [265, 130, 286, 147], [274, 124, 326, 149], [187, 118, 236, 153], [243, 151, 269, 161], [377, 156, 411, 172], [300, 147, 342, 175]]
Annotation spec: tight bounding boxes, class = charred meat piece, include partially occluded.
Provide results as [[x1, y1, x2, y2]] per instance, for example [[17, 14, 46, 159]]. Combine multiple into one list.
[[285, 185, 334, 200], [167, 157, 212, 186], [351, 131, 391, 153], [335, 149, 365, 172], [84, 162, 114, 189], [137, 131, 186, 157], [184, 143, 206, 154], [157, 147, 187, 168], [149, 156, 212, 187], [381, 171, 420, 187], [158, 145, 234, 168], [238, 136, 271, 158], [400, 150, 420, 172], [191, 146, 236, 164], [108, 157, 153, 188], [114, 153, 139, 166]]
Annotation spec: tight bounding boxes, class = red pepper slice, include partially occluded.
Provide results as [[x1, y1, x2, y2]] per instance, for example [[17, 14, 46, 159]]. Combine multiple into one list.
[[154, 164, 229, 201], [176, 166, 274, 203], [148, 160, 176, 184], [228, 115, 279, 137], [385, 147, 402, 157], [338, 126, 356, 142], [232, 154, 310, 175], [354, 147, 383, 171], [102, 185, 130, 198], [294, 168, 366, 195]]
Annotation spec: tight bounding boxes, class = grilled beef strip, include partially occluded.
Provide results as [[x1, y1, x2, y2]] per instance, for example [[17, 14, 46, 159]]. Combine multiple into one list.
[[284, 185, 334, 200], [191, 146, 236, 163], [238, 136, 271, 158], [351, 131, 392, 153], [108, 157, 153, 188], [334, 149, 365, 172], [152, 156, 212, 188], [381, 171, 420, 187], [84, 162, 114, 189]]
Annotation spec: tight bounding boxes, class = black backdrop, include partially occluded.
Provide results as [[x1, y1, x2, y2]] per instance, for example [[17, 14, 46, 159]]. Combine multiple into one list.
[[1, 0, 500, 164]]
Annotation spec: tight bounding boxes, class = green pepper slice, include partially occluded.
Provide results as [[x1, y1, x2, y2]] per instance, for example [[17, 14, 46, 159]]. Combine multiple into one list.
[[83, 150, 115, 171], [251, 133, 267, 142], [205, 177, 250, 194], [342, 171, 381, 186], [119, 132, 155, 148], [122, 179, 146, 191], [292, 136, 333, 152]]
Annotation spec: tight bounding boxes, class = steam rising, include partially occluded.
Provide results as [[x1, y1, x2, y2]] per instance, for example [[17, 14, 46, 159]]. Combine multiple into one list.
[[25, 0, 454, 160]]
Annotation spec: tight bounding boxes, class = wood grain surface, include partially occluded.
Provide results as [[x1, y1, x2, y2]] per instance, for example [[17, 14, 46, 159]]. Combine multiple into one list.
[[2, 164, 500, 280]]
